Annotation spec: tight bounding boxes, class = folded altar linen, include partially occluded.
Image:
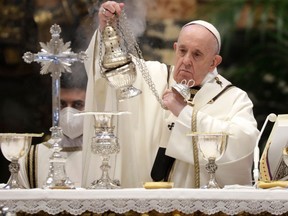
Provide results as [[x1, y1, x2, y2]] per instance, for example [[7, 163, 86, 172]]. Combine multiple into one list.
[[223, 184, 255, 189], [143, 182, 174, 189], [257, 180, 288, 189]]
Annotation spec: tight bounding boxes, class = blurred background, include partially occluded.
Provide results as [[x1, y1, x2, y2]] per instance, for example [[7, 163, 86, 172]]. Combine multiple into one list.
[[0, 0, 287, 183]]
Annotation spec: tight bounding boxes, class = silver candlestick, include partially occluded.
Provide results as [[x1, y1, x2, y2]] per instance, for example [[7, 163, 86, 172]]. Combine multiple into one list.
[[22, 24, 87, 189]]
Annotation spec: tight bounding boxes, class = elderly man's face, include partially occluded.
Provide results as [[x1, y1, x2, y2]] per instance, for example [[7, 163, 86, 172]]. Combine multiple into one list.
[[173, 24, 222, 86]]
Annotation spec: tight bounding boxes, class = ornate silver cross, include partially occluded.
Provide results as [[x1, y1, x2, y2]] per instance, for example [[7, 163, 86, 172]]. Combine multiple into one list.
[[23, 24, 87, 126], [22, 24, 87, 189], [23, 24, 87, 127]]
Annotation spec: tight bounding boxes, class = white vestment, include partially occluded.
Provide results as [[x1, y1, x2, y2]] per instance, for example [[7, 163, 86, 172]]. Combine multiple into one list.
[[166, 78, 259, 187], [82, 29, 259, 188], [19, 138, 82, 188]]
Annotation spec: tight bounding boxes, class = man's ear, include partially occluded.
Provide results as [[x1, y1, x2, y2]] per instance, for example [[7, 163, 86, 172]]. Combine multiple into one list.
[[210, 55, 222, 69], [208, 55, 222, 72], [214, 55, 222, 67], [173, 42, 177, 51]]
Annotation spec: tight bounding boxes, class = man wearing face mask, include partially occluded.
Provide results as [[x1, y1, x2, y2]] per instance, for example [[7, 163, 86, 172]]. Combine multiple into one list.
[[59, 69, 86, 150], [19, 62, 87, 188]]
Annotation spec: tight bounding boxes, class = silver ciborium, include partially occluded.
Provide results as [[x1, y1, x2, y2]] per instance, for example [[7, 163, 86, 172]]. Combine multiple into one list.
[[100, 22, 141, 101], [75, 111, 129, 189], [0, 133, 43, 189], [189, 132, 228, 189]]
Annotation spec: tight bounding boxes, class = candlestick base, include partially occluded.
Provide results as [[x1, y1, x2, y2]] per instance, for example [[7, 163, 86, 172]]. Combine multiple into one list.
[[42, 126, 75, 190]]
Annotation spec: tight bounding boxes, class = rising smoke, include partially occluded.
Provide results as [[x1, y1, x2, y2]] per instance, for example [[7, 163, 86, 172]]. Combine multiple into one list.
[[121, 0, 147, 38], [75, 0, 148, 51]]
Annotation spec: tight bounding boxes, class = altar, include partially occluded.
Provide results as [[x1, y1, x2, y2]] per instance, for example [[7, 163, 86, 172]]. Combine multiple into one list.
[[1, 188, 288, 215]]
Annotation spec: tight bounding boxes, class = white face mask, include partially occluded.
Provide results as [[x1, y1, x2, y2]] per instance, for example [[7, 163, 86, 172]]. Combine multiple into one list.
[[59, 107, 84, 139]]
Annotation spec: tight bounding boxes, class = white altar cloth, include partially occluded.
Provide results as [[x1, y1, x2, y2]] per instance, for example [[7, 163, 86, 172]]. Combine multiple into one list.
[[0, 188, 288, 215]]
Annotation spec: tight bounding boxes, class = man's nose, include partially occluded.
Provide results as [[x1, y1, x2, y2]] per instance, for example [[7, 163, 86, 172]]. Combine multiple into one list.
[[66, 103, 73, 108], [183, 53, 192, 66], [62, 104, 72, 109]]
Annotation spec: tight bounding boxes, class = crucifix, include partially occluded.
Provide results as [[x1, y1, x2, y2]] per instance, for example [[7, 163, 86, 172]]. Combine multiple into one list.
[[23, 24, 87, 189]]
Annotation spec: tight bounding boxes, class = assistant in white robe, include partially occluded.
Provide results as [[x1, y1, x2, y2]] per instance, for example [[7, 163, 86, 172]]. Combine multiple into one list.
[[19, 136, 82, 188], [82, 29, 259, 188]]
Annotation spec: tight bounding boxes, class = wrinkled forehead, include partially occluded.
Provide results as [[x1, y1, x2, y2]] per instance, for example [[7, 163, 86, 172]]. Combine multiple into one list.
[[183, 20, 221, 52]]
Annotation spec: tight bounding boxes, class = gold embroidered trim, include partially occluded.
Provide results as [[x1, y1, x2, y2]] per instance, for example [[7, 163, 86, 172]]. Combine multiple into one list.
[[208, 84, 234, 104], [61, 146, 82, 152], [190, 89, 198, 96], [27, 144, 38, 188], [215, 76, 223, 87], [27, 145, 33, 188], [42, 142, 82, 152], [192, 110, 200, 188], [93, 30, 99, 77]]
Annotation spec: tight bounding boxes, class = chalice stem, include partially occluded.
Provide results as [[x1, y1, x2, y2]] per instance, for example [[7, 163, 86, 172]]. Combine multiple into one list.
[[5, 160, 25, 189], [207, 173, 219, 188], [89, 154, 120, 189], [205, 157, 220, 189], [100, 156, 111, 181]]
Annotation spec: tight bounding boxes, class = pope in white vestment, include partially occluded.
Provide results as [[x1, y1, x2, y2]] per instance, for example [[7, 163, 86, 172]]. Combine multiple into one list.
[[82, 3, 259, 188]]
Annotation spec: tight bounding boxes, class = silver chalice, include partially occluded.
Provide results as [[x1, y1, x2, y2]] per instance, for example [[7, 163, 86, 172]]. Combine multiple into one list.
[[75, 111, 130, 189], [189, 132, 228, 189], [0, 133, 43, 189]]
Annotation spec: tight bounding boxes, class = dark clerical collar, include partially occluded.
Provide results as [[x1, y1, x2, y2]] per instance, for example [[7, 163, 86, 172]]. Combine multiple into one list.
[[190, 86, 201, 90], [190, 86, 201, 98]]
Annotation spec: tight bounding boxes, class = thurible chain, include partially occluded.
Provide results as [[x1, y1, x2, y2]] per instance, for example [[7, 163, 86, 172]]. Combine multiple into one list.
[[116, 11, 166, 109]]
